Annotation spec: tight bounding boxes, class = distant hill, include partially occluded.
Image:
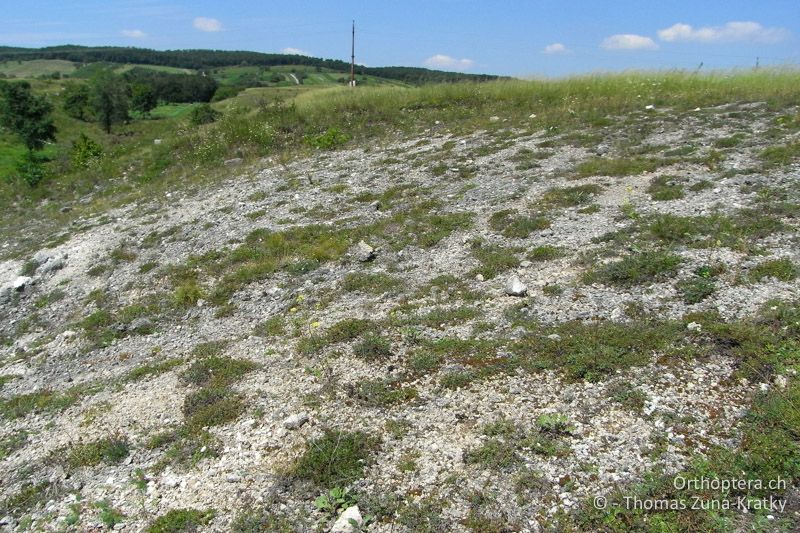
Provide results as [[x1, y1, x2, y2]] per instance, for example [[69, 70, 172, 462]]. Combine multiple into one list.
[[0, 45, 500, 85]]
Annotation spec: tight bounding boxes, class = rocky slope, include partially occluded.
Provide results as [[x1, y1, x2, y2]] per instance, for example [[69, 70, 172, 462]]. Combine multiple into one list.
[[1, 101, 799, 532]]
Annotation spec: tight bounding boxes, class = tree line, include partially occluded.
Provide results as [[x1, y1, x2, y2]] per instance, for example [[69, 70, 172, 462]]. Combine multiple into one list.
[[0, 46, 501, 85]]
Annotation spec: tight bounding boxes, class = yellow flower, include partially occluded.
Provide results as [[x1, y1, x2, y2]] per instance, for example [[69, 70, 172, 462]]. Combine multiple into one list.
[[311, 321, 321, 328], [289, 307, 297, 314]]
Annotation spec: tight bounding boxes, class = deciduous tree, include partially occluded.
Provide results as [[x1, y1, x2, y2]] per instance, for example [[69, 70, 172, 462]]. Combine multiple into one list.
[[0, 80, 57, 152], [90, 71, 129, 133]]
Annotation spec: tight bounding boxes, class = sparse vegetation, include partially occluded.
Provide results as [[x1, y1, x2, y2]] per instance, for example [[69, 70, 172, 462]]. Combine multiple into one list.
[[292, 430, 379, 487], [3, 63, 800, 532], [65, 435, 130, 468], [583, 250, 682, 287], [647, 175, 685, 201], [147, 509, 214, 533], [488, 209, 549, 238], [748, 257, 798, 282]]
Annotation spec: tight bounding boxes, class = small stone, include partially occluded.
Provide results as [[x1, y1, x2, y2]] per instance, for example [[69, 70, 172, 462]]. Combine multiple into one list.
[[489, 116, 501, 122], [529, 113, 537, 119], [12, 276, 32, 291], [226, 474, 241, 483], [129, 318, 154, 333], [774, 375, 788, 389], [505, 276, 527, 297], [60, 206, 72, 213], [33, 250, 52, 265], [475, 274, 484, 282], [153, 139, 162, 145], [686, 322, 702, 332], [520, 260, 532, 268], [547, 334, 562, 342], [40, 256, 66, 273], [224, 157, 243, 166], [163, 474, 181, 488], [353, 240, 376, 262], [283, 413, 309, 429], [370, 201, 381, 211], [645, 104, 655, 110], [331, 505, 363, 533]]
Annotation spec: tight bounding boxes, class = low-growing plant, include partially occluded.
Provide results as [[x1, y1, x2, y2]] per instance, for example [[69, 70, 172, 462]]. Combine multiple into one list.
[[66, 435, 130, 468], [95, 500, 125, 528], [488, 209, 550, 238], [469, 242, 520, 279], [147, 508, 214, 533], [540, 184, 602, 208], [573, 156, 671, 178], [292, 430, 379, 487], [182, 387, 246, 430], [527, 245, 563, 262], [647, 175, 685, 201], [305, 127, 350, 150], [354, 379, 417, 407], [748, 257, 798, 282], [583, 250, 682, 287], [253, 316, 285, 337], [353, 334, 393, 360], [180, 355, 258, 388]]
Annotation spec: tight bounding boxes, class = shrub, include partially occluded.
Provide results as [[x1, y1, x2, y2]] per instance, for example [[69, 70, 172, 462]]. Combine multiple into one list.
[[189, 103, 219, 125], [305, 127, 349, 150], [70, 133, 103, 169], [14, 152, 47, 187]]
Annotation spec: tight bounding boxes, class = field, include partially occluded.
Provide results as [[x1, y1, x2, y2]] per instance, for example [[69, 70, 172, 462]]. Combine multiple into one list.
[[0, 59, 76, 77], [0, 66, 799, 532]]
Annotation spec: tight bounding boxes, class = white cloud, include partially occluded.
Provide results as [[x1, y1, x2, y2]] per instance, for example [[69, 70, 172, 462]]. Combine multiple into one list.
[[543, 43, 569, 54], [121, 29, 146, 39], [281, 47, 309, 56], [658, 21, 788, 44], [193, 17, 222, 32], [601, 34, 659, 50], [423, 54, 474, 70]]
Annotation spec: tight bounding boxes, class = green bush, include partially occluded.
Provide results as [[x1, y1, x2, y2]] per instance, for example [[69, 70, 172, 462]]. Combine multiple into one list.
[[13, 152, 47, 187], [305, 127, 350, 150], [70, 133, 103, 169], [189, 103, 219, 125]]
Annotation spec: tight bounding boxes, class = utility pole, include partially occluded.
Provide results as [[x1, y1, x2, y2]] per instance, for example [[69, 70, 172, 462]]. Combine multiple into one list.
[[350, 20, 355, 87]]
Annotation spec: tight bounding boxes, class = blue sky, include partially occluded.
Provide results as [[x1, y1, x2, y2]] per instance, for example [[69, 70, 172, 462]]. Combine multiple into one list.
[[2, 0, 799, 76]]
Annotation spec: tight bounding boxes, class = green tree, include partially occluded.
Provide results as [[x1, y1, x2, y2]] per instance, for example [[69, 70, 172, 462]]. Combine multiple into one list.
[[62, 82, 91, 120], [90, 71, 129, 133], [0, 80, 57, 152], [130, 83, 157, 117]]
